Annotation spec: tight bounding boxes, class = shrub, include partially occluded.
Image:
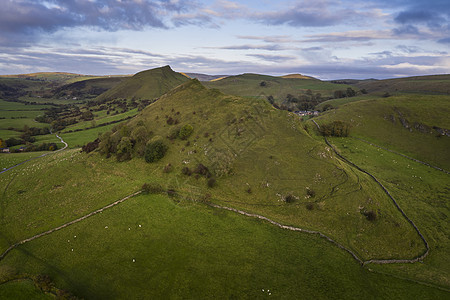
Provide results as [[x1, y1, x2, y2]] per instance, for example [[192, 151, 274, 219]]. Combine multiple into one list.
[[163, 163, 172, 173], [145, 139, 168, 163], [142, 183, 164, 194], [363, 210, 377, 221], [167, 127, 180, 140], [306, 203, 315, 210], [284, 193, 296, 203], [319, 121, 351, 137], [178, 124, 194, 140], [82, 138, 100, 154], [207, 178, 216, 188], [306, 188, 316, 198], [193, 163, 210, 177], [116, 137, 133, 161], [182, 166, 192, 176], [167, 189, 176, 197]]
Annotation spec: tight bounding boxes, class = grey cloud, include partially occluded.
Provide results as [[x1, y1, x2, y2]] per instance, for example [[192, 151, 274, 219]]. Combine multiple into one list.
[[1, 46, 448, 80], [438, 37, 450, 44], [246, 54, 296, 63], [0, 0, 200, 46], [207, 44, 288, 51], [237, 35, 299, 44]]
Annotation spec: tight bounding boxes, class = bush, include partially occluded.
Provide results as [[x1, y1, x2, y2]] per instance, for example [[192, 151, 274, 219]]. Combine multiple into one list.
[[193, 163, 210, 177], [181, 166, 192, 176], [116, 137, 133, 161], [167, 127, 180, 140], [306, 203, 315, 210], [145, 139, 168, 163], [82, 138, 100, 153], [207, 178, 216, 188], [319, 121, 351, 137], [306, 188, 316, 198], [178, 124, 194, 140], [142, 183, 164, 194], [163, 163, 172, 173], [363, 210, 377, 221], [284, 193, 296, 203]]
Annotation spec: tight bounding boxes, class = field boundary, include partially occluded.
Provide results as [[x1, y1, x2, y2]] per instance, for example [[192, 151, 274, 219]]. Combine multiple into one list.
[[312, 120, 430, 265], [0, 134, 67, 175], [0, 191, 141, 261], [352, 136, 449, 174]]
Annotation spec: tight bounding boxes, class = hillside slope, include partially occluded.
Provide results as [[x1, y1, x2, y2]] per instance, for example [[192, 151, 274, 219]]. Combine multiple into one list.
[[95, 65, 189, 102], [313, 94, 450, 170], [203, 73, 352, 105], [354, 74, 450, 95], [92, 79, 426, 261]]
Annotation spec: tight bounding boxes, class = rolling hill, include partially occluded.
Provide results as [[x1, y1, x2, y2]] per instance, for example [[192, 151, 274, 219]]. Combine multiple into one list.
[[95, 65, 189, 102], [203, 72, 353, 105], [0, 69, 449, 298], [353, 74, 450, 95]]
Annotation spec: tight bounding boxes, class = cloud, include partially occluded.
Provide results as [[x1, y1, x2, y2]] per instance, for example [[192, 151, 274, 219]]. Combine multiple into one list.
[[205, 44, 290, 51], [0, 0, 199, 46], [438, 37, 450, 44], [302, 30, 393, 43], [391, 0, 450, 40], [246, 54, 296, 63], [237, 35, 299, 44]]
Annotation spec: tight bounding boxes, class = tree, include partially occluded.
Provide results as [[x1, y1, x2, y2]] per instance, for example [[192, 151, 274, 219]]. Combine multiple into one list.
[[0, 139, 6, 148], [81, 111, 94, 121], [178, 124, 194, 140], [145, 139, 168, 163], [116, 137, 133, 161], [320, 121, 351, 137], [346, 87, 356, 97]]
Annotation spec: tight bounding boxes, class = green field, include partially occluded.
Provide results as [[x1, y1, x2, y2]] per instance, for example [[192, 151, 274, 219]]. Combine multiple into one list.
[[313, 94, 450, 170], [0, 70, 449, 298], [203, 73, 352, 102], [326, 136, 449, 287]]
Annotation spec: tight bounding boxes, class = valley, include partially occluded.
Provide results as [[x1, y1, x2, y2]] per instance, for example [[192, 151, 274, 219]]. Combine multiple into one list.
[[0, 67, 448, 299]]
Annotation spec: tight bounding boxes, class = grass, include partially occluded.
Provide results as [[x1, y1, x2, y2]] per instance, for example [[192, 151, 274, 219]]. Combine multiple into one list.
[[203, 73, 352, 102], [313, 94, 450, 170], [355, 74, 450, 95], [0, 192, 448, 299], [315, 95, 380, 110], [0, 279, 52, 299], [60, 108, 138, 133], [60, 124, 118, 147], [0, 152, 50, 170], [95, 65, 189, 102], [0, 73, 449, 298], [328, 136, 450, 288]]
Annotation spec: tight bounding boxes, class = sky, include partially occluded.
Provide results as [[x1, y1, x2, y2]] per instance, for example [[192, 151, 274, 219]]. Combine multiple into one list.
[[0, 0, 449, 79]]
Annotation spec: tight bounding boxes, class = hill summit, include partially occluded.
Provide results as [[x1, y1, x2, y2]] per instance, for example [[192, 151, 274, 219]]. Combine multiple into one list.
[[95, 65, 189, 102]]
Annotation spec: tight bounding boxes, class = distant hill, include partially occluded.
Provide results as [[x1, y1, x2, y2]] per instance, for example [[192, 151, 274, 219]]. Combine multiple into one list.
[[52, 77, 128, 100], [95, 66, 189, 102], [203, 73, 352, 108], [353, 74, 450, 95], [183, 73, 229, 81], [281, 74, 316, 80]]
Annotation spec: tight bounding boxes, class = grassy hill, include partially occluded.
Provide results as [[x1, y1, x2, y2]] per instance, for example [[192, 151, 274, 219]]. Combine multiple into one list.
[[0, 72, 448, 298], [52, 77, 128, 100], [313, 94, 450, 170], [353, 74, 450, 95], [95, 65, 189, 102], [83, 79, 429, 261], [203, 73, 353, 106], [281, 73, 316, 79]]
